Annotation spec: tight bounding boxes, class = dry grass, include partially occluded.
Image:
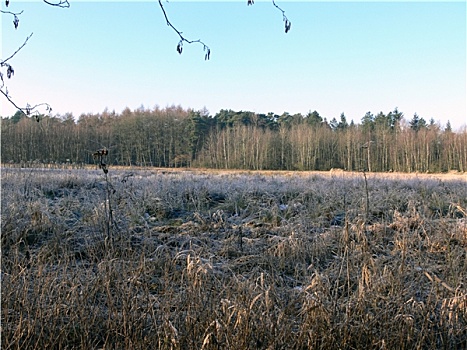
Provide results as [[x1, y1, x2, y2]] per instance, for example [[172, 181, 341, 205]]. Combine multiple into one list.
[[1, 167, 466, 349]]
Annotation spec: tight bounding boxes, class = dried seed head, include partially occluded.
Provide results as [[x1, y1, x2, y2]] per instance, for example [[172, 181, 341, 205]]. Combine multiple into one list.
[[205, 48, 211, 61], [13, 15, 19, 29], [176, 41, 183, 54], [285, 19, 291, 33], [6, 65, 14, 79]]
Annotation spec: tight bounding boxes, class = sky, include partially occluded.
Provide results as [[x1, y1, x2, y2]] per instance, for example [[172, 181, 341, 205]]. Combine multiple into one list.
[[1, 1, 466, 129]]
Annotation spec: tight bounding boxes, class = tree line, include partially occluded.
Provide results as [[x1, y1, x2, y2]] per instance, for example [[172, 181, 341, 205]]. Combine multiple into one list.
[[1, 106, 466, 173]]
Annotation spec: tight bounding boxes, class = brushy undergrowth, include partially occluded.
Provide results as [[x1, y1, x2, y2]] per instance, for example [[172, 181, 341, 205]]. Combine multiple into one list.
[[1, 168, 466, 349]]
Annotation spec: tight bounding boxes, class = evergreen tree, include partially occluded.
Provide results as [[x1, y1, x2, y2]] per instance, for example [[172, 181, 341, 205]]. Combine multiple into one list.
[[374, 111, 389, 129], [10, 110, 26, 124], [410, 113, 427, 132], [387, 107, 403, 131], [337, 113, 349, 131], [445, 120, 452, 132], [305, 110, 323, 127], [361, 112, 374, 133], [329, 117, 338, 131], [188, 111, 212, 160]]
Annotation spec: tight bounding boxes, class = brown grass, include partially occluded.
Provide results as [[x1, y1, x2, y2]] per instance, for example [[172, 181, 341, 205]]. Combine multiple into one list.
[[1, 167, 466, 349]]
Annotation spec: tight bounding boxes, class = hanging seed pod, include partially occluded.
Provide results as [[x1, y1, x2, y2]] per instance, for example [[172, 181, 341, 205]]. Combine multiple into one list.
[[7, 65, 14, 79], [285, 19, 291, 33], [13, 15, 19, 29]]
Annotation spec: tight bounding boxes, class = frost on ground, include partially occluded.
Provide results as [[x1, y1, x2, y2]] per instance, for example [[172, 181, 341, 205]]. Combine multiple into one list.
[[2, 168, 467, 349]]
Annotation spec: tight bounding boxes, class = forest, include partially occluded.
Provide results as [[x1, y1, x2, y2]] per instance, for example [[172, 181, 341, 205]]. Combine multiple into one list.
[[1, 106, 466, 173]]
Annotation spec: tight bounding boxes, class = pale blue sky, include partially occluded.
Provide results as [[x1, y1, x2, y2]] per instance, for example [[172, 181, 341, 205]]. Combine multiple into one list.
[[1, 1, 466, 129]]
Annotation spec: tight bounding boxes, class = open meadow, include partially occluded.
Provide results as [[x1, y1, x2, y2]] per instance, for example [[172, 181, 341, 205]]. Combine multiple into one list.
[[1, 167, 467, 349]]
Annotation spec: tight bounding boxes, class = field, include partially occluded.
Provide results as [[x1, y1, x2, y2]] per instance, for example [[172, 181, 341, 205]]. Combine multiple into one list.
[[1, 167, 467, 349]]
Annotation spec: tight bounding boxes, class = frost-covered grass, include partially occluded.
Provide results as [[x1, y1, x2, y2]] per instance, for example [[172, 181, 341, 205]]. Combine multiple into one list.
[[2, 168, 467, 349]]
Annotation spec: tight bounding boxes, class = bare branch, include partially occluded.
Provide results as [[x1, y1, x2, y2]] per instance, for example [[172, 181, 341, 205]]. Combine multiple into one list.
[[1, 9, 23, 29], [1, 32, 33, 108], [247, 0, 292, 33], [272, 0, 291, 33], [0, 9, 23, 16], [1, 32, 33, 66], [0, 88, 52, 120], [0, 88, 22, 111], [158, 0, 211, 60], [42, 0, 70, 8], [1, 0, 69, 118], [0, 32, 51, 119]]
